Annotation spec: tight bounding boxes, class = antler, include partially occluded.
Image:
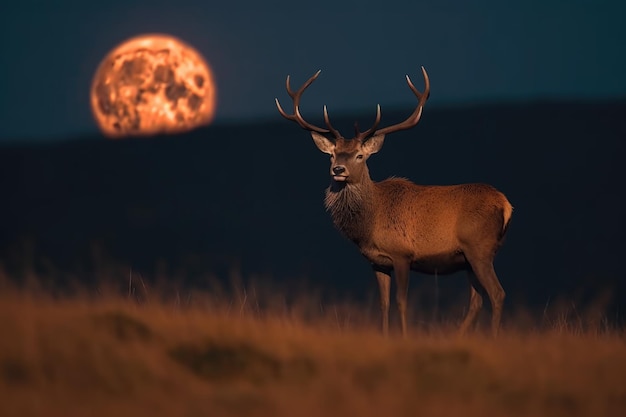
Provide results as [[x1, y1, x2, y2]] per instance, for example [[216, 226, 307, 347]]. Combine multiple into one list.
[[374, 66, 430, 136], [353, 104, 381, 142], [275, 71, 342, 139], [276, 66, 430, 141]]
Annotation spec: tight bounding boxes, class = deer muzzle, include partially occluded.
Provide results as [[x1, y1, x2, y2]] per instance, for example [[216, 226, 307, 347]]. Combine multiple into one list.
[[332, 165, 348, 181]]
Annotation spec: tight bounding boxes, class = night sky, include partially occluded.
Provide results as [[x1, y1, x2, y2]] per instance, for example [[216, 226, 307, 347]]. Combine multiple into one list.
[[1, 0, 624, 142]]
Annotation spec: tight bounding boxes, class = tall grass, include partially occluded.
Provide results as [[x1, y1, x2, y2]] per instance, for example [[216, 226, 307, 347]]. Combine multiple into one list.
[[0, 273, 625, 417]]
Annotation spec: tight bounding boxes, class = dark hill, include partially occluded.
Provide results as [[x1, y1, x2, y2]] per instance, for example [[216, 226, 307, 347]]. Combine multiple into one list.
[[1, 100, 625, 318]]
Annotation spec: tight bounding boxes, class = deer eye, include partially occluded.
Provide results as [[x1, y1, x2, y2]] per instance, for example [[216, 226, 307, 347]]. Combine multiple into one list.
[[356, 154, 364, 160]]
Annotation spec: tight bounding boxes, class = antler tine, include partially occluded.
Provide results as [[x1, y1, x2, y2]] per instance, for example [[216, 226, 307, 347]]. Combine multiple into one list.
[[323, 105, 342, 140], [274, 97, 291, 119], [374, 66, 431, 136], [354, 104, 382, 142], [275, 70, 330, 134], [285, 74, 296, 97]]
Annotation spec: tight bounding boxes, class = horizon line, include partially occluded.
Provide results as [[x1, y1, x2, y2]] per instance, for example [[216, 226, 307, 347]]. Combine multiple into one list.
[[1, 96, 625, 146]]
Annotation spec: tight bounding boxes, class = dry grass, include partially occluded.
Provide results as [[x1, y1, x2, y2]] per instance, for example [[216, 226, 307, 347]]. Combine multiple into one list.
[[0, 277, 625, 417]]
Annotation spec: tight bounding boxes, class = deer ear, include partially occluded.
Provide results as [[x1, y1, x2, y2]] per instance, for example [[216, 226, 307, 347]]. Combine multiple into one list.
[[311, 132, 335, 154], [362, 134, 385, 155]]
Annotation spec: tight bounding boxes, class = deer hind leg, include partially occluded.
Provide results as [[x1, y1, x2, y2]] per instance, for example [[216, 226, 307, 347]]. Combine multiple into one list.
[[458, 271, 484, 336], [373, 268, 391, 337], [393, 261, 411, 338], [464, 252, 505, 337]]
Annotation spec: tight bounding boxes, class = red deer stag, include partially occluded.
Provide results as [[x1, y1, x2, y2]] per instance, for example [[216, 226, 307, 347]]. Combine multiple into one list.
[[275, 67, 512, 337]]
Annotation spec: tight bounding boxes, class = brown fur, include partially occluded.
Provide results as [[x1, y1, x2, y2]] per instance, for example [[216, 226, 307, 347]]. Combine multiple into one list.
[[313, 134, 513, 337], [275, 68, 511, 337]]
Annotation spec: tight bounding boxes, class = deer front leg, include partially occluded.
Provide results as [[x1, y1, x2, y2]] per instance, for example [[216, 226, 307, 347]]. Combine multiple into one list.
[[373, 267, 391, 337], [394, 261, 411, 338]]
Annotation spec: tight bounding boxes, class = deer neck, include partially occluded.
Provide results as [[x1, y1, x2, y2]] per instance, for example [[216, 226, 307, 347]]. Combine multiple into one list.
[[324, 175, 376, 244]]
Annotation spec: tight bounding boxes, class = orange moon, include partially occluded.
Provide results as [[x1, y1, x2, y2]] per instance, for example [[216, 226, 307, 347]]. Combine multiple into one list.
[[90, 34, 217, 138]]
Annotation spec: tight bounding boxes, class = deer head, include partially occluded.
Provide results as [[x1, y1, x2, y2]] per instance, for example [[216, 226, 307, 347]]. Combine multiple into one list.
[[275, 67, 430, 185]]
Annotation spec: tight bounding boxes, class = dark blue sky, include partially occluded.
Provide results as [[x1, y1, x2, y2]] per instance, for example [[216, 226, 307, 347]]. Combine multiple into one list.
[[1, 0, 624, 141]]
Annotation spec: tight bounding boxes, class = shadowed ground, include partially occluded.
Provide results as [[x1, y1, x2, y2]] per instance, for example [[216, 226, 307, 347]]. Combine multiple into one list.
[[1, 277, 625, 417]]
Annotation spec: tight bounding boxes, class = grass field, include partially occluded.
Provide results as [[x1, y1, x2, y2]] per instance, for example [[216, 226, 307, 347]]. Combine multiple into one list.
[[1, 275, 625, 417]]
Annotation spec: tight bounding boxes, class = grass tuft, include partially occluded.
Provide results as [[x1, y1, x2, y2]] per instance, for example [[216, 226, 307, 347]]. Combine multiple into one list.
[[92, 311, 154, 342]]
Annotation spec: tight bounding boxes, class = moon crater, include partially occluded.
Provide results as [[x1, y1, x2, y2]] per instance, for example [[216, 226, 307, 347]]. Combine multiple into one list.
[[91, 34, 216, 138]]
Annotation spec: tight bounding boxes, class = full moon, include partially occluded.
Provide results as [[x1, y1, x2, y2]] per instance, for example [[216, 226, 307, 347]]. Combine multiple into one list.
[[90, 34, 217, 138]]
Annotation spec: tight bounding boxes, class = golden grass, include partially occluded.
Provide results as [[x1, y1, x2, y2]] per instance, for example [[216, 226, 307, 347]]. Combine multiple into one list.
[[0, 280, 625, 417]]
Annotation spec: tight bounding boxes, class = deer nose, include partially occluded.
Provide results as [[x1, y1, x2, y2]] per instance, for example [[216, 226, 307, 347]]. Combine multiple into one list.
[[333, 166, 346, 175]]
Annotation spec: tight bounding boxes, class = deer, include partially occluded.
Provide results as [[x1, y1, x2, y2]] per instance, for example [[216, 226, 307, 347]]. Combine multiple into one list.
[[275, 67, 513, 337]]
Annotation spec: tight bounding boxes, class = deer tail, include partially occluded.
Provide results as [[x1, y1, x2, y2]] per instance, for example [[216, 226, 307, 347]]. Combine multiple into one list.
[[501, 200, 513, 238]]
